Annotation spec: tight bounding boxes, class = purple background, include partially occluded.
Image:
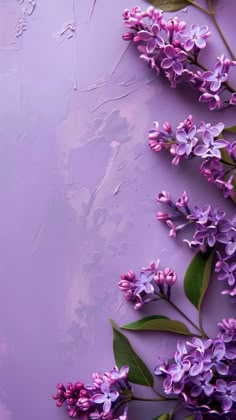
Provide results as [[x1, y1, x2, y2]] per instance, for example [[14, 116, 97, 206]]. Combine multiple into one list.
[[0, 1, 236, 419]]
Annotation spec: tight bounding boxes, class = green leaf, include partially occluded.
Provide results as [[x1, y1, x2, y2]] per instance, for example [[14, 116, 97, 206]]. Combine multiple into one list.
[[184, 416, 195, 420], [153, 414, 170, 420], [224, 125, 236, 133], [111, 320, 154, 387], [146, 0, 189, 12], [122, 315, 191, 335], [184, 250, 214, 310]]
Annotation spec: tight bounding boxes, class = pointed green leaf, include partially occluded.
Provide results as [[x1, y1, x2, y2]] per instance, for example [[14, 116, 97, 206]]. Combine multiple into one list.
[[146, 0, 189, 12], [184, 251, 214, 310], [122, 315, 191, 335], [111, 320, 154, 387], [224, 125, 236, 133], [153, 414, 170, 420]]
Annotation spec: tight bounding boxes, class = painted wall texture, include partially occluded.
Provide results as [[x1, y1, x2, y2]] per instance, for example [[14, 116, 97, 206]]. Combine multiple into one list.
[[0, 0, 236, 419]]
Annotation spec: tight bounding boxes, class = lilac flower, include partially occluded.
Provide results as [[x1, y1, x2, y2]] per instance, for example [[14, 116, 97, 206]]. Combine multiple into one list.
[[190, 371, 214, 397], [204, 341, 228, 375], [179, 24, 211, 51], [157, 190, 236, 294], [109, 366, 129, 382], [138, 24, 164, 53], [163, 268, 177, 286], [197, 121, 224, 137], [208, 206, 225, 226], [202, 65, 228, 92], [92, 384, 119, 413], [176, 191, 189, 208], [161, 45, 187, 75], [215, 175, 234, 199], [122, 7, 144, 28], [119, 259, 177, 308], [53, 366, 132, 419], [122, 7, 236, 110], [134, 272, 154, 294], [219, 215, 236, 232], [218, 318, 236, 341], [168, 341, 190, 382], [217, 229, 236, 255], [157, 191, 171, 203], [199, 91, 221, 110], [195, 225, 217, 247], [156, 330, 236, 417], [187, 205, 211, 224], [217, 262, 236, 286], [149, 115, 236, 203], [215, 379, 236, 412], [188, 349, 204, 376], [194, 129, 228, 158], [222, 287, 236, 297], [186, 337, 212, 352], [175, 125, 198, 155]]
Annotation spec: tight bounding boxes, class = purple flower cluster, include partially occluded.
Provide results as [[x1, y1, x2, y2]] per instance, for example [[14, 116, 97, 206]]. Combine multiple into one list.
[[122, 6, 236, 110], [157, 191, 236, 296], [53, 366, 131, 419], [149, 115, 236, 201], [154, 319, 236, 418], [119, 259, 177, 309]]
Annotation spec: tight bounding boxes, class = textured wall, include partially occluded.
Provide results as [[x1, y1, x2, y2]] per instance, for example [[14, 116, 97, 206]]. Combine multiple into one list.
[[0, 1, 235, 419]]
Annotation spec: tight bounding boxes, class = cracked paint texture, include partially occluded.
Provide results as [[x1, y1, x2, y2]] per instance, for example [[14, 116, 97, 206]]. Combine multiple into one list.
[[0, 0, 235, 419]]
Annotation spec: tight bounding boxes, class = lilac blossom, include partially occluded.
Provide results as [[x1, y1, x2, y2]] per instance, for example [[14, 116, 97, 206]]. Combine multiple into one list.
[[202, 65, 228, 93], [199, 91, 222, 110], [149, 115, 236, 202], [156, 190, 236, 295], [138, 24, 164, 53], [155, 326, 236, 417], [217, 262, 236, 286], [194, 133, 228, 159], [92, 384, 119, 413], [179, 24, 211, 51], [217, 230, 236, 255], [122, 6, 236, 110], [118, 260, 177, 308], [161, 45, 187, 75], [53, 366, 132, 419], [215, 379, 236, 411], [175, 124, 198, 155], [134, 272, 154, 294]]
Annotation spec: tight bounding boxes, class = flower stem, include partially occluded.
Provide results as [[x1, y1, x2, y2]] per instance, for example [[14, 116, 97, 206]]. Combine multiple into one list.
[[151, 387, 166, 398], [186, 0, 210, 15], [211, 12, 236, 61], [156, 292, 209, 338], [132, 396, 177, 402]]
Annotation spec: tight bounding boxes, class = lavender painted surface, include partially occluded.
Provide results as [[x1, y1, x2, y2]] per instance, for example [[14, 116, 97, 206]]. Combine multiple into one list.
[[0, 1, 235, 419]]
